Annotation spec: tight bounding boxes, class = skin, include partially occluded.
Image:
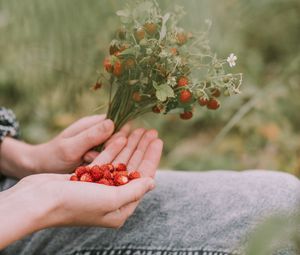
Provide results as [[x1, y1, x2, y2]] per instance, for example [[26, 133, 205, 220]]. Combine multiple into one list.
[[0, 115, 163, 249]]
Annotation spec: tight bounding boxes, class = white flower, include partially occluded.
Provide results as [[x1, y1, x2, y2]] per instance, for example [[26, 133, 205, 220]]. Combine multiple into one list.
[[227, 53, 237, 68]]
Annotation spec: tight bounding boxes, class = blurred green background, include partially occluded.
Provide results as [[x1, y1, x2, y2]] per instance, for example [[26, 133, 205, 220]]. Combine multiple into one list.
[[1, 0, 300, 175]]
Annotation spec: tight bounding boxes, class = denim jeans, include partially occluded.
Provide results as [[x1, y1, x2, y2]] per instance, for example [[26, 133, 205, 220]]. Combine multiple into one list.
[[1, 170, 299, 255]]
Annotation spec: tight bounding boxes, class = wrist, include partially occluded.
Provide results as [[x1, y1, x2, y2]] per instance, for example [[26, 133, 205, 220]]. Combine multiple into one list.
[[0, 138, 40, 178]]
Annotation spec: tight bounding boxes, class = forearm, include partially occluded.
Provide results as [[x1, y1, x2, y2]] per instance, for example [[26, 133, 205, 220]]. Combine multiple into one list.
[[0, 137, 38, 179], [0, 186, 50, 249]]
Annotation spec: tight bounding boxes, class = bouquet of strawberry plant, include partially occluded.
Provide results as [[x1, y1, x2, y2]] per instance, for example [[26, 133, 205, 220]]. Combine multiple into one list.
[[93, 0, 243, 133]]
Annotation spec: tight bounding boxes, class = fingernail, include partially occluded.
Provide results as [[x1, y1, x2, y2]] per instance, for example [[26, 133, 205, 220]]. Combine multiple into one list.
[[103, 119, 114, 132]]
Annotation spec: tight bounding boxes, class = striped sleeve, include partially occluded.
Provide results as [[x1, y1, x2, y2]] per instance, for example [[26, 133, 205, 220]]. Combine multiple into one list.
[[0, 107, 20, 142]]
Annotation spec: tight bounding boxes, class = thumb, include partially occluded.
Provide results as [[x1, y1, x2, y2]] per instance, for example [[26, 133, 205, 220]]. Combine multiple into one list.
[[65, 119, 114, 156]]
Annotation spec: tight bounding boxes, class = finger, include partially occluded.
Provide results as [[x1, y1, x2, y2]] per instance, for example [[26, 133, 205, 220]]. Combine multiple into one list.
[[83, 151, 100, 163], [101, 200, 139, 228], [91, 137, 127, 166], [127, 129, 158, 171], [113, 128, 146, 164], [60, 115, 106, 138], [104, 123, 131, 148], [138, 139, 163, 178], [64, 119, 114, 156], [112, 177, 155, 209]]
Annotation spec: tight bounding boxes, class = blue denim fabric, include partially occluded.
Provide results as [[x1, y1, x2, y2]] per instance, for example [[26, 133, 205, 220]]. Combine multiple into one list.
[[1, 170, 299, 255]]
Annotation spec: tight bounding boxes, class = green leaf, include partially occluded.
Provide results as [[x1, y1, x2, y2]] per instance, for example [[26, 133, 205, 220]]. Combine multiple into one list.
[[154, 83, 175, 101], [159, 13, 170, 41]]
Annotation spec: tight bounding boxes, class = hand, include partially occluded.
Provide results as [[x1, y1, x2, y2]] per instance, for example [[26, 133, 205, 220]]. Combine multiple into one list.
[[0, 128, 163, 248], [30, 115, 130, 175]]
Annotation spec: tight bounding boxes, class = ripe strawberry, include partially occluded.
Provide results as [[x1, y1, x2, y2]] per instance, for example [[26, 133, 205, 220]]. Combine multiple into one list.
[[116, 163, 127, 172], [179, 90, 192, 103], [207, 98, 220, 110], [80, 173, 93, 182], [134, 28, 145, 41], [125, 58, 135, 70], [97, 178, 110, 186], [116, 171, 128, 177], [198, 97, 209, 106], [113, 60, 122, 77], [90, 165, 103, 181], [176, 32, 187, 45], [103, 56, 113, 73], [129, 171, 141, 180], [92, 81, 102, 91], [70, 175, 79, 181], [132, 92, 142, 102], [180, 111, 193, 120], [114, 175, 129, 186], [170, 47, 178, 55], [106, 163, 115, 172], [103, 170, 113, 180], [75, 166, 88, 178], [178, 76, 188, 87], [152, 105, 161, 113], [108, 179, 115, 186], [211, 88, 221, 98], [144, 22, 157, 35], [109, 45, 119, 55]]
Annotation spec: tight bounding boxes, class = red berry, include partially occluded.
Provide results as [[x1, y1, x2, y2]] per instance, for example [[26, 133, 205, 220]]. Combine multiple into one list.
[[198, 97, 209, 106], [116, 163, 127, 172], [106, 163, 115, 172], [114, 175, 129, 186], [103, 170, 113, 180], [80, 173, 93, 182], [178, 77, 188, 87], [90, 165, 103, 181], [117, 171, 128, 177], [176, 32, 187, 45], [97, 178, 110, 186], [134, 28, 145, 41], [179, 90, 192, 103], [132, 92, 142, 102], [113, 60, 122, 77], [103, 56, 113, 73], [180, 111, 193, 120], [170, 47, 178, 55], [144, 22, 157, 35], [152, 105, 162, 113], [211, 88, 221, 98], [70, 175, 79, 181], [108, 179, 115, 186], [75, 166, 88, 178], [129, 171, 141, 180], [207, 98, 220, 110]]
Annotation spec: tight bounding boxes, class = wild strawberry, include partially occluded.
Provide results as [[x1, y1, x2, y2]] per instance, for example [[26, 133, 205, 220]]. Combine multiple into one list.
[[80, 173, 93, 182], [108, 179, 115, 186], [106, 163, 115, 172], [180, 111, 193, 120], [116, 171, 128, 177], [207, 98, 220, 110], [170, 47, 178, 55], [198, 97, 209, 106], [178, 76, 188, 87], [103, 170, 113, 180], [103, 56, 113, 73], [211, 88, 221, 98], [125, 58, 135, 70], [116, 163, 127, 172], [92, 81, 102, 91], [176, 32, 187, 45], [144, 22, 157, 35], [97, 178, 110, 186], [129, 171, 141, 180], [90, 165, 103, 181], [70, 175, 79, 181], [134, 27, 145, 41], [75, 166, 88, 178], [179, 90, 192, 103], [113, 60, 122, 77], [114, 175, 129, 186], [152, 105, 161, 113], [132, 92, 142, 102], [109, 45, 119, 55]]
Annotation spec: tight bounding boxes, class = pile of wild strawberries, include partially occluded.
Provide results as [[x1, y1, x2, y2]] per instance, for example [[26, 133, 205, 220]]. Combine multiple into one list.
[[69, 163, 141, 186]]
